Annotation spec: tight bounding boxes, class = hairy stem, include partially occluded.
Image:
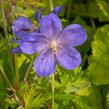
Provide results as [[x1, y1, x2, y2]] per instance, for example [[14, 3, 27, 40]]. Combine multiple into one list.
[[24, 62, 33, 83], [14, 55, 19, 89], [52, 73, 55, 109], [24, 55, 36, 83]]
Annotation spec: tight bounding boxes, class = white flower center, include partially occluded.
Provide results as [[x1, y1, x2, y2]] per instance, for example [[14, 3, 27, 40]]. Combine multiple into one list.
[[50, 40, 57, 52]]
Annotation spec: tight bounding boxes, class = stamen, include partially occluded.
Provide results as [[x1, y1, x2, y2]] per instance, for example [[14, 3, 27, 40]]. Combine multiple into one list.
[[50, 40, 57, 52]]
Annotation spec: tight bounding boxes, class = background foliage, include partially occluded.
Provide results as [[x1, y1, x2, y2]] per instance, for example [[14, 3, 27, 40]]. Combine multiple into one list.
[[0, 0, 109, 109]]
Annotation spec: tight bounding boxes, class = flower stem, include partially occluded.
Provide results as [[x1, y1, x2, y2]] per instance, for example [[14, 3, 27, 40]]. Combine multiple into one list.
[[24, 62, 33, 83], [52, 73, 55, 109], [14, 55, 19, 89], [67, 0, 72, 20], [0, 65, 15, 92], [1, 0, 9, 43], [49, 0, 53, 11], [10, 1, 19, 89], [90, 18, 96, 29], [1, 0, 14, 74], [24, 55, 36, 83]]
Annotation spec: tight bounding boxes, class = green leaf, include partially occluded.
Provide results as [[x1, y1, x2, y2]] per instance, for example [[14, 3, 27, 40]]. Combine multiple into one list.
[[96, 0, 109, 21], [88, 86, 103, 109], [72, 95, 97, 109], [88, 0, 109, 21], [88, 25, 109, 85], [21, 85, 51, 109], [106, 91, 109, 109], [0, 48, 15, 83]]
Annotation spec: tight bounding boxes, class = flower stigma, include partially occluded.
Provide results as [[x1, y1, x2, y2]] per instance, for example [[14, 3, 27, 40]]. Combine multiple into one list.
[[50, 40, 57, 53]]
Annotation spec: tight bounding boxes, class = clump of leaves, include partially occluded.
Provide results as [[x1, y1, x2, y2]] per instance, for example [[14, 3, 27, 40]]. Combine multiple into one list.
[[88, 25, 109, 85]]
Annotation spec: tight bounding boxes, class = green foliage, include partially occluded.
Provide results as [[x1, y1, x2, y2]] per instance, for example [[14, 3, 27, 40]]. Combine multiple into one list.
[[106, 91, 109, 109], [88, 25, 109, 85], [1, 0, 109, 109], [87, 0, 109, 21]]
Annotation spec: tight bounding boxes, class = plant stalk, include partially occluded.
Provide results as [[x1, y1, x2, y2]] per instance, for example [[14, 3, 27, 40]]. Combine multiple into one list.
[[1, 0, 9, 43], [49, 0, 53, 11], [0, 65, 15, 92], [1, 0, 14, 75], [24, 62, 33, 82], [52, 73, 55, 109], [10, 0, 20, 89]]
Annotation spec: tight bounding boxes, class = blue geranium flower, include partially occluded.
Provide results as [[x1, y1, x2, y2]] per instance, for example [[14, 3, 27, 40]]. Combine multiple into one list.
[[12, 6, 87, 77], [12, 17, 36, 54], [12, 8, 44, 54]]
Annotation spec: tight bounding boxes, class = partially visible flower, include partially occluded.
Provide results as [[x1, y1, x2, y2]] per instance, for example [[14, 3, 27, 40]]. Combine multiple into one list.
[[12, 6, 87, 77], [12, 17, 37, 54], [12, 17, 36, 38], [35, 8, 44, 22], [12, 46, 22, 54], [52, 5, 63, 15]]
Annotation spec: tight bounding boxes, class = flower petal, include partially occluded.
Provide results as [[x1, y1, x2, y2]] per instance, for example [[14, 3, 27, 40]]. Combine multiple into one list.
[[12, 17, 35, 38], [12, 38, 20, 44], [34, 49, 56, 77], [35, 11, 42, 22], [20, 32, 49, 54], [57, 47, 81, 70], [40, 13, 62, 40], [35, 8, 44, 22], [58, 24, 87, 47], [52, 6, 63, 15], [12, 46, 22, 54]]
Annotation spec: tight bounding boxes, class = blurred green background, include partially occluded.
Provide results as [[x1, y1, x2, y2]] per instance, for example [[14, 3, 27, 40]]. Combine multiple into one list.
[[0, 0, 109, 109]]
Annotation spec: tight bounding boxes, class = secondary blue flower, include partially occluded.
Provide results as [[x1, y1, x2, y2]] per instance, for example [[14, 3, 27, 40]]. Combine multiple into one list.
[[12, 17, 36, 38], [52, 5, 63, 15], [19, 13, 87, 77], [12, 46, 22, 54], [12, 17, 37, 54], [35, 8, 44, 22]]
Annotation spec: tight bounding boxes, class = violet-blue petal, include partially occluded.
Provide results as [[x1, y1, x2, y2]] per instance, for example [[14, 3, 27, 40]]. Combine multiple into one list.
[[20, 32, 48, 41], [40, 13, 62, 40], [52, 6, 63, 15], [12, 38, 20, 44], [12, 46, 22, 54], [34, 49, 56, 77], [58, 24, 87, 47], [12, 17, 35, 38], [57, 47, 81, 70], [35, 11, 42, 22], [20, 32, 49, 54], [35, 8, 44, 22]]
